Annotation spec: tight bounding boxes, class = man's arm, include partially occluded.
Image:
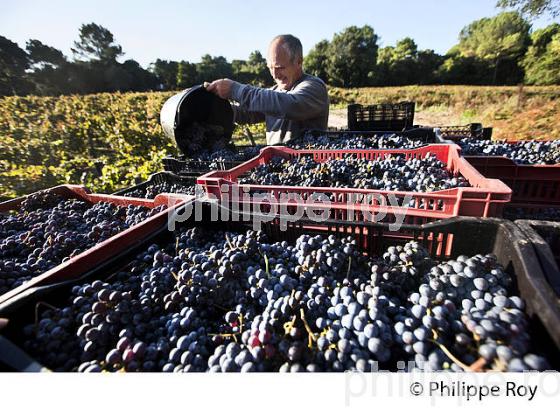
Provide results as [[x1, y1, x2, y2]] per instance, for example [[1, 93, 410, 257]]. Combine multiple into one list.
[[232, 104, 266, 125], [230, 79, 328, 121]]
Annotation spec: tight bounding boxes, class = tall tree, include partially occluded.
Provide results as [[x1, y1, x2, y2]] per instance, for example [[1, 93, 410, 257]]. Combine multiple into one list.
[[416, 50, 445, 84], [497, 0, 560, 18], [231, 52, 269, 86], [245, 50, 270, 86], [437, 52, 493, 85], [304, 40, 329, 82], [231, 59, 251, 83], [196, 55, 232, 82], [373, 38, 443, 85], [388, 38, 418, 85], [72, 23, 123, 62], [26, 40, 66, 67], [121, 59, 158, 91], [393, 37, 418, 60], [522, 23, 560, 84], [25, 40, 70, 95], [150, 59, 179, 90], [456, 11, 530, 84], [177, 60, 198, 88], [0, 36, 33, 95], [374, 45, 395, 85], [326, 25, 378, 87]]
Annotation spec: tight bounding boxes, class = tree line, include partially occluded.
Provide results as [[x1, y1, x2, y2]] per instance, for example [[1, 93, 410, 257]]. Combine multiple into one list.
[[1, 10, 559, 97]]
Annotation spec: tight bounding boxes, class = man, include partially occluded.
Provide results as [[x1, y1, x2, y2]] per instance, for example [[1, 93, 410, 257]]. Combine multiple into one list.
[[206, 34, 329, 145]]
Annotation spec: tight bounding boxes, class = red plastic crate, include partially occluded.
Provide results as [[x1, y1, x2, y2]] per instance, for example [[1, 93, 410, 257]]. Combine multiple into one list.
[[0, 185, 192, 305], [465, 156, 560, 213], [197, 145, 512, 223]]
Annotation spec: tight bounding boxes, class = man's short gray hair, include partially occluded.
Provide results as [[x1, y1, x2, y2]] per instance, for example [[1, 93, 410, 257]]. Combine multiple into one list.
[[270, 34, 303, 63]]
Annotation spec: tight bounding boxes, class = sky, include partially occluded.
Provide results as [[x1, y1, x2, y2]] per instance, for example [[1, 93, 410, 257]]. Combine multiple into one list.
[[1, 0, 559, 68]]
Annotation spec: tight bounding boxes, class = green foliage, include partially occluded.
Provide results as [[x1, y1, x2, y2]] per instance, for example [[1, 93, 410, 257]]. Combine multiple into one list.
[[415, 50, 446, 84], [177, 61, 198, 88], [120, 60, 158, 91], [456, 11, 530, 84], [4, 14, 560, 99], [0, 36, 34, 96], [196, 55, 233, 83], [231, 51, 271, 87], [26, 40, 66, 67], [0, 90, 269, 199], [523, 23, 560, 84], [374, 38, 443, 85], [436, 54, 494, 85], [150, 59, 179, 90], [497, 0, 560, 17], [326, 25, 379, 87], [458, 12, 530, 60], [24, 40, 70, 95], [71, 22, 123, 63], [0, 92, 175, 198], [304, 40, 329, 82], [246, 51, 272, 87]]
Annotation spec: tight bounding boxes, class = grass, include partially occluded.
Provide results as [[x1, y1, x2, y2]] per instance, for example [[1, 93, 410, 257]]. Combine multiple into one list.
[[328, 85, 560, 140]]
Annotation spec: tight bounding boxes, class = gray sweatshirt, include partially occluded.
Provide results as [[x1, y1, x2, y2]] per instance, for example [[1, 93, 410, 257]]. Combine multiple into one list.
[[230, 73, 329, 145]]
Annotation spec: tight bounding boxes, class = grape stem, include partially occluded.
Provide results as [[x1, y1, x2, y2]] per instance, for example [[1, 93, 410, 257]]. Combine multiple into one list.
[[225, 233, 234, 250], [264, 253, 270, 279], [431, 329, 486, 372], [300, 308, 317, 348], [283, 315, 297, 335]]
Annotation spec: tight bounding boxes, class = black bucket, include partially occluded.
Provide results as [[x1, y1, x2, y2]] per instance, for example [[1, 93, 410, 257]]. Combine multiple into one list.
[[160, 85, 234, 155]]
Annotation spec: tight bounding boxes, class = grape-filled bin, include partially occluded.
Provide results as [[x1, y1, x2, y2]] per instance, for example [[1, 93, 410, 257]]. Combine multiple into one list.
[[0, 185, 191, 306], [465, 155, 560, 220], [197, 145, 512, 224], [0, 203, 558, 372]]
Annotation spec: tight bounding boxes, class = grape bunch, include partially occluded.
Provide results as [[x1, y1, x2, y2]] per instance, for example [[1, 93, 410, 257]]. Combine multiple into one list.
[[21, 225, 551, 372], [121, 181, 197, 199], [169, 145, 264, 173], [392, 253, 550, 371], [0, 191, 165, 296], [459, 139, 560, 165], [288, 132, 426, 150], [239, 154, 470, 193], [192, 146, 263, 164], [175, 122, 228, 157]]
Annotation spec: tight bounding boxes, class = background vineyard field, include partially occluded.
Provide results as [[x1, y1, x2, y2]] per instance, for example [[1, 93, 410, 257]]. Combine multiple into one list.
[[1, 85, 559, 200]]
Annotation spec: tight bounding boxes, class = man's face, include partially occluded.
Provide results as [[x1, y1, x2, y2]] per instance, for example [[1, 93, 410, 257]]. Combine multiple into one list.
[[267, 41, 303, 90]]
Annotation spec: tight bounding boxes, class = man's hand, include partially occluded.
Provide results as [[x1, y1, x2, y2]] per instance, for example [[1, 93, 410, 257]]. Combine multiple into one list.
[[205, 79, 233, 99]]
